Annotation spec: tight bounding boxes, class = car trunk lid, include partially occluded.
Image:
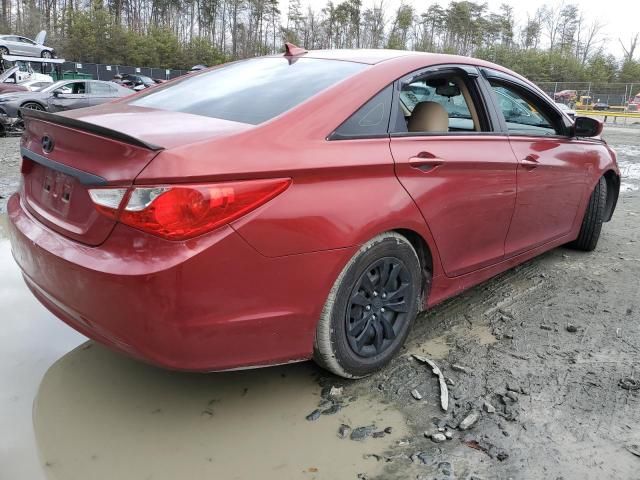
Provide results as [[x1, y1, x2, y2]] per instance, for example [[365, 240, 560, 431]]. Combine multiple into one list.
[[20, 108, 251, 246]]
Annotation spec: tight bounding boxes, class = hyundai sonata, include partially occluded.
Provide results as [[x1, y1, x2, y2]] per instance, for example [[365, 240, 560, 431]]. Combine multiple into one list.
[[7, 46, 620, 378]]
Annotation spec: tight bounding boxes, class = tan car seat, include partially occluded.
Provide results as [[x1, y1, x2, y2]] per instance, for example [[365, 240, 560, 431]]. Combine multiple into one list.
[[408, 101, 449, 133]]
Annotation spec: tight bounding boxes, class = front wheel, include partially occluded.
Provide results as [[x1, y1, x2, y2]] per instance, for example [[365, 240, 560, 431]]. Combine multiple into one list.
[[0, 46, 9, 56], [41, 50, 52, 58], [569, 177, 607, 251], [313, 232, 423, 378], [21, 102, 45, 112]]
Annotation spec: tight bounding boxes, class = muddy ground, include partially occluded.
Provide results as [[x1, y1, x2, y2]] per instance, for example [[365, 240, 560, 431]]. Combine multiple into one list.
[[0, 125, 639, 480]]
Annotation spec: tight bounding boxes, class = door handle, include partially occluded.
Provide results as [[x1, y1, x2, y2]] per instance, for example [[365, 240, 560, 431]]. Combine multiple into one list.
[[521, 154, 540, 170], [409, 152, 444, 172]]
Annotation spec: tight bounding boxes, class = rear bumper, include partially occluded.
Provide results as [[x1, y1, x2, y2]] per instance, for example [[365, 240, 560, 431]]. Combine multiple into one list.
[[7, 193, 352, 371]]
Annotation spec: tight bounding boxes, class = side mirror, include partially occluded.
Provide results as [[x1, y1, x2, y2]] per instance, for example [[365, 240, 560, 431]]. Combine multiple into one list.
[[573, 116, 603, 137], [52, 90, 61, 97]]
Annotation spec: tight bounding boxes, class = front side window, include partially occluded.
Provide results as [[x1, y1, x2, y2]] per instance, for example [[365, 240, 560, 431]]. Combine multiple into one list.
[[130, 57, 366, 125], [489, 81, 562, 136], [394, 73, 483, 134], [59, 82, 86, 94]]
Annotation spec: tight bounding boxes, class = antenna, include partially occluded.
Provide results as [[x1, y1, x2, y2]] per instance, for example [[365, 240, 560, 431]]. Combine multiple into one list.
[[284, 43, 308, 56]]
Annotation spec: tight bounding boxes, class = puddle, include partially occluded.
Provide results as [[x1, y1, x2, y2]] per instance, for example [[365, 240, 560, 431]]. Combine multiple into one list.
[[0, 213, 7, 238], [1, 212, 407, 480], [0, 214, 86, 480], [409, 323, 496, 359], [33, 343, 408, 480], [411, 333, 451, 358]]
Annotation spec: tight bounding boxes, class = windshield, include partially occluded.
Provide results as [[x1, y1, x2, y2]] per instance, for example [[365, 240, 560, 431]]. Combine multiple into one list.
[[130, 57, 366, 125]]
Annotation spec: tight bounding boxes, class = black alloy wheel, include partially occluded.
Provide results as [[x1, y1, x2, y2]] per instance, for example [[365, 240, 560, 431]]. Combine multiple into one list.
[[313, 232, 423, 378], [346, 257, 412, 358]]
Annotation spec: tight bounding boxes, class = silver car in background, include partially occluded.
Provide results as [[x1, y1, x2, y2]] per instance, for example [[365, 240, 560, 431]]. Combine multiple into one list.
[[0, 79, 132, 117], [0, 31, 55, 58]]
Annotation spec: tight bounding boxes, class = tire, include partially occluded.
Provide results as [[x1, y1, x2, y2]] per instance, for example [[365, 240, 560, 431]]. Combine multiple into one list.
[[0, 46, 8, 56], [21, 102, 45, 112], [569, 177, 607, 251], [314, 232, 422, 378], [41, 50, 52, 59]]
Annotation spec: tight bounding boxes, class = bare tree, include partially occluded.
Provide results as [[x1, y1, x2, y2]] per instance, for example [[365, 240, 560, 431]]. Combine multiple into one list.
[[619, 33, 639, 62]]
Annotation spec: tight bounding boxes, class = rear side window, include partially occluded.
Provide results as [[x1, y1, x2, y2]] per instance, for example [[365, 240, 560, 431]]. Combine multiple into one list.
[[130, 57, 366, 125], [331, 85, 393, 139], [90, 82, 115, 95]]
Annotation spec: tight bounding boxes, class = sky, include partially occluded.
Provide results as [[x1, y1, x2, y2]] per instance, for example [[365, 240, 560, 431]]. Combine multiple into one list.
[[279, 0, 639, 59]]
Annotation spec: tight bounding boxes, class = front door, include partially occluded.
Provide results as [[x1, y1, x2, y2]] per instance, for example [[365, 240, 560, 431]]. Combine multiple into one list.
[[484, 74, 589, 257], [48, 82, 91, 112], [390, 67, 518, 277]]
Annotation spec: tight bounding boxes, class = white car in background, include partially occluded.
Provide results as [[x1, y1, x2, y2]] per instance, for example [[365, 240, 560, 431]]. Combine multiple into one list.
[[0, 31, 55, 58], [17, 79, 52, 91], [556, 102, 576, 120]]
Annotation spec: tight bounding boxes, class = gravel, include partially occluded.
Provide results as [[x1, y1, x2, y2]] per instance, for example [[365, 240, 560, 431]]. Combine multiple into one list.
[[0, 137, 20, 214]]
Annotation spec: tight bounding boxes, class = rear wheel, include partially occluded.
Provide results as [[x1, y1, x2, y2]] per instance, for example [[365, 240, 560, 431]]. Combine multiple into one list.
[[41, 50, 52, 59], [0, 46, 8, 56], [21, 102, 45, 112], [569, 177, 607, 251], [314, 232, 422, 378]]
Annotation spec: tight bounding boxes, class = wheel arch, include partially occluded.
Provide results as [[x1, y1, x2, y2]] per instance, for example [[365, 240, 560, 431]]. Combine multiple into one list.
[[19, 100, 46, 112], [393, 228, 434, 309], [602, 170, 620, 222]]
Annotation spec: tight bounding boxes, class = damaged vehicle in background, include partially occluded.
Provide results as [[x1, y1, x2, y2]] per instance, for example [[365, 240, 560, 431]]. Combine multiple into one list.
[[0, 79, 131, 136], [7, 47, 620, 379], [0, 79, 131, 116], [120, 73, 156, 89], [0, 31, 55, 58], [0, 64, 53, 94]]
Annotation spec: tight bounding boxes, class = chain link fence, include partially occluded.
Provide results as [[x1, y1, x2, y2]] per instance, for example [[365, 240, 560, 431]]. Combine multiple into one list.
[[537, 82, 640, 110], [57, 62, 188, 80]]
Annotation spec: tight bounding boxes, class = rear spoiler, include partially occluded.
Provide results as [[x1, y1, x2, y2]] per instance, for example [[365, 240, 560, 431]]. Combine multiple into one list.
[[21, 108, 164, 151]]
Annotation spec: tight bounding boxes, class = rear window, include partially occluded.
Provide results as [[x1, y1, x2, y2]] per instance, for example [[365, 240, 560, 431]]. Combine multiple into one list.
[[130, 57, 366, 125]]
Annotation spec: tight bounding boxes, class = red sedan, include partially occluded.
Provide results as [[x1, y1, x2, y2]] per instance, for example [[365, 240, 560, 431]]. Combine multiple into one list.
[[7, 48, 620, 378]]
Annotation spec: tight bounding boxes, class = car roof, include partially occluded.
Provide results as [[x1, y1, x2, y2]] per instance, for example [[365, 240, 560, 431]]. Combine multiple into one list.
[[282, 49, 507, 67], [292, 49, 425, 64]]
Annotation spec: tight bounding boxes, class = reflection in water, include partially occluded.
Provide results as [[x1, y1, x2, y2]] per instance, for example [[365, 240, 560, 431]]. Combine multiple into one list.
[[0, 215, 87, 480], [34, 343, 407, 480]]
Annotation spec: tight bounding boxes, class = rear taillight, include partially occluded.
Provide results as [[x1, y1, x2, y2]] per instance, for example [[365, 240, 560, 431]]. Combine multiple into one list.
[[89, 178, 291, 240]]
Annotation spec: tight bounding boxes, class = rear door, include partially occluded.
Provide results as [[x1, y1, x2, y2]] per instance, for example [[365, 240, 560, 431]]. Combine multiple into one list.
[[390, 66, 518, 277], [88, 81, 117, 106], [481, 69, 589, 257]]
